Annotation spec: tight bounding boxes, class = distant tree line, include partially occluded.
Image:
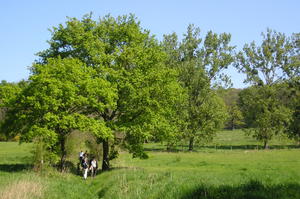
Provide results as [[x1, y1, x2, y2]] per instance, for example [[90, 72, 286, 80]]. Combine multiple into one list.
[[0, 14, 299, 171]]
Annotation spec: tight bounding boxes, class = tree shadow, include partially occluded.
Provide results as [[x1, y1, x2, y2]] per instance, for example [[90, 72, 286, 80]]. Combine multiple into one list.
[[204, 144, 299, 150], [108, 166, 142, 171], [181, 180, 300, 199], [144, 144, 299, 152], [0, 163, 32, 172], [144, 148, 181, 152], [97, 187, 108, 198], [64, 160, 83, 176]]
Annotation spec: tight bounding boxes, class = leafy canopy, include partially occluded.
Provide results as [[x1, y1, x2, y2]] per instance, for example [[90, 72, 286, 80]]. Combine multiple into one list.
[[162, 24, 233, 149], [36, 14, 185, 158], [2, 58, 115, 150], [235, 29, 297, 147]]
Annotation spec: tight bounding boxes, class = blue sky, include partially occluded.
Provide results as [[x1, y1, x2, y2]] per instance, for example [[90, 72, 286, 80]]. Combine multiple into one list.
[[0, 0, 299, 88]]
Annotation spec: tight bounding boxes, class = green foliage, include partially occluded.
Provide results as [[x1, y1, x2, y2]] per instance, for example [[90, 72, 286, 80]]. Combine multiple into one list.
[[284, 33, 300, 79], [15, 14, 184, 169], [227, 104, 244, 130], [0, 81, 26, 140], [235, 29, 298, 148], [217, 88, 244, 130], [65, 130, 102, 161], [1, 58, 115, 169], [285, 33, 300, 141], [162, 24, 234, 150], [277, 81, 300, 142], [235, 29, 295, 86], [31, 137, 59, 172], [239, 86, 292, 148]]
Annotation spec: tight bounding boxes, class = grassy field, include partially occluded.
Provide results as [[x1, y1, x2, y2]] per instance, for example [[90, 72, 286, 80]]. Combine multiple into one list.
[[0, 130, 299, 199]]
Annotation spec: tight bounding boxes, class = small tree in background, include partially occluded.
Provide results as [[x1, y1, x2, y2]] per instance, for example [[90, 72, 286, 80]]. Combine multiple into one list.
[[217, 88, 244, 130], [239, 85, 292, 149], [227, 104, 244, 130], [235, 29, 297, 148]]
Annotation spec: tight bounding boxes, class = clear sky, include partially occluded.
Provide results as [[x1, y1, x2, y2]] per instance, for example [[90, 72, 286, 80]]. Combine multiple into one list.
[[0, 0, 299, 88]]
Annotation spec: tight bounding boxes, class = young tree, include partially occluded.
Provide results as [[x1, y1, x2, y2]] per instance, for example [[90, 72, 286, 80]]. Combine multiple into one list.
[[235, 29, 296, 148], [162, 25, 233, 150], [227, 104, 244, 130], [238, 86, 292, 148], [36, 14, 184, 170]]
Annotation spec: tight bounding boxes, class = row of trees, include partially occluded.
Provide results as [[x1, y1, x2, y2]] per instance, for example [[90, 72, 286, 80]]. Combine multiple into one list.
[[0, 14, 299, 171]]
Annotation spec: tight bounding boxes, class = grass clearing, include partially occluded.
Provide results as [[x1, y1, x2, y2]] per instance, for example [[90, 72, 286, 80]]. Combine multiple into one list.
[[0, 130, 299, 198], [105, 149, 300, 199]]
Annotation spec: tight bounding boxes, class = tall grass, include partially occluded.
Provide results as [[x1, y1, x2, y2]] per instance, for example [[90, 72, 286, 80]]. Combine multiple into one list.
[[0, 178, 43, 199]]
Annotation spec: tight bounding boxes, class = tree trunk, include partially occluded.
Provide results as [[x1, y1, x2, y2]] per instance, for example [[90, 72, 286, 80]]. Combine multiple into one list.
[[60, 136, 66, 172], [102, 139, 110, 171], [188, 137, 194, 151], [263, 140, 269, 149], [231, 119, 235, 130]]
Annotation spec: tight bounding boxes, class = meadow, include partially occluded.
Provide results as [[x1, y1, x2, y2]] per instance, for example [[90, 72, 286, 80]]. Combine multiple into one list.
[[0, 130, 299, 199]]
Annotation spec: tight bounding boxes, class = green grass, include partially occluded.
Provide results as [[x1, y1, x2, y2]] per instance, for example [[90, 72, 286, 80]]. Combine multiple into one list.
[[145, 129, 296, 151], [0, 130, 299, 199], [0, 142, 97, 199], [106, 149, 300, 199], [212, 129, 296, 149]]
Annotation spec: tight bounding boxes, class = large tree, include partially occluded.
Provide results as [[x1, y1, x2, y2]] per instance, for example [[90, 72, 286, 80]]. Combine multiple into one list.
[[1, 58, 115, 171], [162, 25, 233, 150], [35, 14, 184, 170], [235, 29, 297, 148]]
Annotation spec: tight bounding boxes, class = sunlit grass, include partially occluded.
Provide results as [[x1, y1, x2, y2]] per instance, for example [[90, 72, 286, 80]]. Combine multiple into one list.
[[0, 130, 299, 199]]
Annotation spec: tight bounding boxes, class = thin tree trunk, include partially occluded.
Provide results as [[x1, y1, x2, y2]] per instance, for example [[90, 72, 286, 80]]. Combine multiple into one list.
[[188, 137, 194, 151], [263, 140, 269, 149], [231, 119, 235, 130], [60, 136, 66, 172], [102, 139, 110, 171]]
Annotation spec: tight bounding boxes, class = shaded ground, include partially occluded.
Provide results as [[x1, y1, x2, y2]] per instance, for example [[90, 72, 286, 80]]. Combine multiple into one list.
[[181, 180, 300, 199], [0, 164, 32, 172], [144, 144, 299, 152]]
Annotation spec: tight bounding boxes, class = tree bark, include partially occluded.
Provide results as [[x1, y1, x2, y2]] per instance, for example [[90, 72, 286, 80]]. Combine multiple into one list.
[[188, 137, 194, 151], [102, 139, 110, 171], [263, 140, 269, 149], [60, 136, 66, 172]]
